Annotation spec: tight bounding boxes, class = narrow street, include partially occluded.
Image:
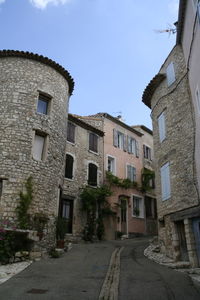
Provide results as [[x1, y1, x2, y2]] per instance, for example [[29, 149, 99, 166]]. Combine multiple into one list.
[[0, 238, 200, 300]]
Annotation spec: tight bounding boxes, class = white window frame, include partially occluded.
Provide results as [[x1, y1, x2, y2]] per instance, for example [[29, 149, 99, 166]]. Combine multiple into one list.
[[160, 162, 171, 201], [117, 131, 124, 149], [132, 195, 144, 218], [158, 111, 166, 142], [195, 86, 200, 113], [143, 144, 152, 160], [107, 155, 116, 175], [126, 164, 136, 182], [166, 62, 175, 86]]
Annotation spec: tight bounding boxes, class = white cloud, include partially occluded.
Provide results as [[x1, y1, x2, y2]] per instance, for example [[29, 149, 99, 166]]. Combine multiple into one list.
[[168, 0, 179, 18], [0, 0, 6, 4], [29, 0, 72, 10]]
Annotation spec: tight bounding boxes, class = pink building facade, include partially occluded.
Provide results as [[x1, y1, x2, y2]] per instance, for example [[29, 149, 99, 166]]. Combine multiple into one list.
[[85, 113, 157, 240]]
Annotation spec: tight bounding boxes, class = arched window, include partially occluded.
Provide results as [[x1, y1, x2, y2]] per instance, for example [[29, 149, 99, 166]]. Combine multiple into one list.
[[65, 154, 74, 179], [88, 163, 98, 186]]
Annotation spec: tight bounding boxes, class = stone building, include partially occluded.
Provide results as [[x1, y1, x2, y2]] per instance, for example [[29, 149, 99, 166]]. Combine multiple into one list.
[[142, 39, 200, 265], [78, 113, 157, 240], [0, 50, 74, 247], [61, 113, 104, 239]]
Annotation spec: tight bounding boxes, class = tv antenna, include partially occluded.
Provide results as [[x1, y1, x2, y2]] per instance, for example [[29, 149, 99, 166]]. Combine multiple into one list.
[[154, 23, 177, 37]]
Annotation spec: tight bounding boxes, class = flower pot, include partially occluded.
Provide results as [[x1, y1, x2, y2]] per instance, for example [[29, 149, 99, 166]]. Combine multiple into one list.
[[56, 239, 65, 249]]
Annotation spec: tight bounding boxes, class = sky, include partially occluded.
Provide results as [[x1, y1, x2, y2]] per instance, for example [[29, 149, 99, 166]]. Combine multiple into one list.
[[0, 0, 179, 129]]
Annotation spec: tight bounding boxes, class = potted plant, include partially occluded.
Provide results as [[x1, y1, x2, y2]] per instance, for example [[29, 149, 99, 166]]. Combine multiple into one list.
[[56, 217, 68, 248], [33, 213, 48, 241]]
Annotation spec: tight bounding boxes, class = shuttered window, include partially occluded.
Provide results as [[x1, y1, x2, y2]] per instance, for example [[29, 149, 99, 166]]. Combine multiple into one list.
[[89, 133, 98, 153], [127, 165, 136, 182], [160, 162, 171, 201], [158, 111, 166, 142], [65, 154, 74, 179], [143, 145, 152, 160], [33, 132, 47, 161], [166, 62, 175, 86], [113, 129, 127, 151], [67, 122, 76, 143], [88, 163, 98, 186], [128, 137, 135, 155]]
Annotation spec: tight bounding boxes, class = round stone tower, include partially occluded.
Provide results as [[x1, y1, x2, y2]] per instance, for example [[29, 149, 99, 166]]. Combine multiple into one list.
[[0, 50, 74, 242]]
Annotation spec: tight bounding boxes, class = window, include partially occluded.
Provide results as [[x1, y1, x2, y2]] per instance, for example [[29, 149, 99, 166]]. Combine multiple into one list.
[[88, 163, 98, 186], [65, 154, 74, 179], [158, 111, 166, 142], [160, 162, 171, 201], [127, 165, 136, 182], [113, 129, 126, 150], [196, 87, 200, 113], [132, 196, 143, 218], [143, 145, 152, 160], [89, 132, 98, 153], [33, 132, 47, 161], [67, 122, 76, 143], [166, 62, 175, 86], [37, 94, 51, 115], [107, 156, 116, 174], [128, 137, 136, 155]]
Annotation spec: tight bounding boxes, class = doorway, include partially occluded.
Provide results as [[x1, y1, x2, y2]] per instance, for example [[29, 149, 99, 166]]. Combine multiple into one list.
[[176, 221, 189, 261], [59, 199, 74, 234], [120, 198, 127, 235], [192, 217, 200, 266]]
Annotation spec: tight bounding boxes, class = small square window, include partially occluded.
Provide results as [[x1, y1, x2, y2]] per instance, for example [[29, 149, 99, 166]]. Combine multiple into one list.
[[37, 94, 51, 115]]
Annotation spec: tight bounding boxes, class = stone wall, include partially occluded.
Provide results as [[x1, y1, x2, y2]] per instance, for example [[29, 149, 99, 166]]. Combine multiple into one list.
[[151, 45, 198, 219], [0, 54, 73, 248]]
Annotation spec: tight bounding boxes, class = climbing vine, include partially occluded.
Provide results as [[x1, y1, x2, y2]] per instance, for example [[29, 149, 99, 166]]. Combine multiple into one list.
[[141, 168, 155, 192], [16, 176, 33, 229], [106, 171, 138, 189], [80, 185, 114, 241]]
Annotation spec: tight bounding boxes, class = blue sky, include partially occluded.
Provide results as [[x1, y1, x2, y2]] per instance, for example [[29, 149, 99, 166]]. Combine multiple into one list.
[[0, 0, 179, 128]]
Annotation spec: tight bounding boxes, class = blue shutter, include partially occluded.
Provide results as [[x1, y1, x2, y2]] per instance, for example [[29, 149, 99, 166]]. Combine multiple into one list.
[[161, 162, 171, 200]]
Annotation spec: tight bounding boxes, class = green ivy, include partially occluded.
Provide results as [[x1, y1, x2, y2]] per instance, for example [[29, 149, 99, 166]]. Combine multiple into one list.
[[106, 171, 138, 189], [141, 168, 155, 192], [80, 185, 114, 241], [16, 176, 33, 229]]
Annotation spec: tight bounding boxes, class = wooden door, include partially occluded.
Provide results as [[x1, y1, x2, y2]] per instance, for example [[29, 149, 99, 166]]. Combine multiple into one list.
[[121, 199, 127, 234], [60, 199, 73, 234], [176, 221, 189, 261], [192, 218, 200, 266]]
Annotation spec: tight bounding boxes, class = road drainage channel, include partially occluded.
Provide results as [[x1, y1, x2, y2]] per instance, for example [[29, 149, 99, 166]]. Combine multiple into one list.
[[99, 246, 124, 300]]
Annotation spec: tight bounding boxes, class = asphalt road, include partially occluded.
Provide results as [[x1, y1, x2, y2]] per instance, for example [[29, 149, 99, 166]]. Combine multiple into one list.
[[0, 238, 200, 300], [119, 238, 200, 300]]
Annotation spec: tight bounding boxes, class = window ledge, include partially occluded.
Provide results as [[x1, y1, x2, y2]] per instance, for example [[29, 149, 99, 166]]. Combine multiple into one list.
[[64, 177, 74, 182], [67, 141, 76, 146], [88, 150, 99, 156], [132, 215, 144, 219]]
